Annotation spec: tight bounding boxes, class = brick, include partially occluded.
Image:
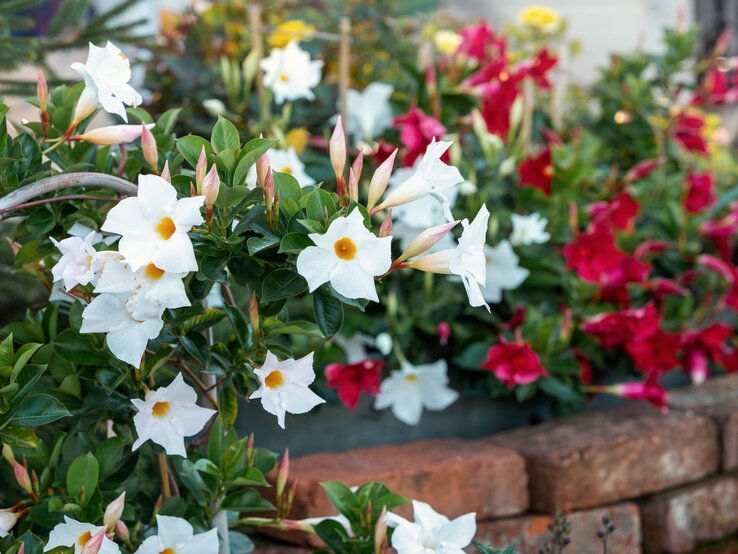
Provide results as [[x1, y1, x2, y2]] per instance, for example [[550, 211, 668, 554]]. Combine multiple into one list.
[[641, 476, 738, 553], [669, 373, 738, 470], [491, 405, 719, 512], [475, 503, 641, 554], [287, 438, 528, 520]]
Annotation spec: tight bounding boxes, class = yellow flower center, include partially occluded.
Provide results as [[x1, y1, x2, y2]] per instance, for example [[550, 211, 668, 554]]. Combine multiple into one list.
[[155, 217, 176, 240], [160, 549, 176, 554], [334, 237, 357, 261], [152, 401, 171, 418], [404, 374, 418, 383], [77, 531, 92, 547], [265, 370, 284, 389], [144, 263, 165, 280], [281, 166, 293, 175], [279, 73, 290, 83]]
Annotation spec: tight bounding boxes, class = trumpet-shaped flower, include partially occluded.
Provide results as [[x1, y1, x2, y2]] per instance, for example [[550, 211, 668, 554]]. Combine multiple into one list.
[[481, 240, 530, 303], [261, 40, 323, 104], [385, 501, 476, 554], [69, 124, 152, 145], [374, 360, 458, 425], [0, 510, 17, 538], [249, 350, 325, 429], [50, 231, 114, 291], [246, 147, 315, 188], [296, 208, 392, 302], [45, 516, 120, 554], [510, 213, 550, 246], [71, 41, 142, 123], [345, 83, 394, 143], [134, 515, 219, 554], [101, 174, 204, 273], [80, 293, 164, 367], [131, 373, 216, 457]]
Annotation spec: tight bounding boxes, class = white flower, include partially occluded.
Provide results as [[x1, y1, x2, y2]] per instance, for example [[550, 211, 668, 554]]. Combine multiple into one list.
[[71, 41, 142, 123], [245, 147, 315, 188], [80, 293, 164, 367], [134, 515, 219, 554], [374, 360, 458, 425], [385, 501, 476, 554], [131, 374, 216, 457], [344, 83, 393, 143], [510, 213, 550, 246], [296, 208, 392, 302], [202, 98, 227, 116], [249, 350, 325, 429], [101, 174, 204, 274], [45, 516, 120, 554], [0, 510, 17, 538], [449, 205, 490, 310], [375, 141, 463, 212], [261, 40, 323, 104], [374, 332, 393, 356], [480, 240, 530, 303], [50, 232, 103, 291]]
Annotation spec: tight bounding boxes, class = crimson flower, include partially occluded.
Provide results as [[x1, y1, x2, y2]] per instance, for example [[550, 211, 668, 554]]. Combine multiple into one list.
[[693, 67, 738, 105], [582, 303, 660, 348], [685, 170, 716, 214], [393, 107, 446, 166], [623, 157, 664, 184], [482, 339, 547, 388], [612, 378, 668, 411], [563, 224, 625, 282], [673, 112, 708, 155], [517, 48, 558, 89], [479, 78, 521, 137], [681, 323, 733, 384], [589, 191, 639, 231], [325, 359, 383, 410], [458, 21, 498, 61], [700, 204, 738, 260], [518, 148, 553, 195], [625, 329, 681, 376]]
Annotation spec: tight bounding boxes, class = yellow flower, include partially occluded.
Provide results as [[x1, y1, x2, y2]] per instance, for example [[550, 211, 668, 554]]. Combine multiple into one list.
[[268, 20, 316, 48], [518, 5, 561, 32], [433, 30, 462, 56], [285, 128, 310, 155]]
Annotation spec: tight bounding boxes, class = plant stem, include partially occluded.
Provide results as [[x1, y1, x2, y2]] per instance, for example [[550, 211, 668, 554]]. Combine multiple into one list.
[[0, 194, 116, 216], [158, 453, 171, 498]]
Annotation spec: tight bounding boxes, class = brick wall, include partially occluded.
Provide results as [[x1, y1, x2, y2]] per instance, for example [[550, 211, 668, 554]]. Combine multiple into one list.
[[256, 374, 738, 553]]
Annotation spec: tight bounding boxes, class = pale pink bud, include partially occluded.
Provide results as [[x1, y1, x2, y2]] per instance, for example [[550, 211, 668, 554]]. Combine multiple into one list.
[[103, 492, 125, 532], [374, 506, 388, 554], [114, 520, 130, 541], [37, 72, 48, 112], [196, 147, 208, 194], [140, 124, 158, 172], [161, 160, 171, 183], [69, 124, 151, 146], [256, 153, 270, 188], [330, 116, 347, 179], [106, 420, 117, 438], [398, 221, 458, 262], [2, 444, 14, 464], [17, 542, 24, 554], [379, 210, 393, 238], [348, 168, 359, 202], [275, 449, 289, 503], [80, 527, 106, 554], [405, 250, 453, 274], [0, 510, 18, 536], [12, 461, 32, 496], [202, 165, 220, 209], [367, 149, 397, 212], [352, 150, 364, 182]]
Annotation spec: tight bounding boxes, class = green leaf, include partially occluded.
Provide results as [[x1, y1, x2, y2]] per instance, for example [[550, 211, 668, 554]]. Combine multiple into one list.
[[155, 108, 182, 134], [95, 437, 126, 479], [313, 288, 344, 338], [0, 426, 38, 448], [221, 489, 274, 512], [67, 452, 99, 506], [305, 188, 337, 221], [177, 135, 212, 168], [279, 232, 313, 254], [0, 334, 13, 368], [261, 269, 307, 302], [10, 394, 70, 426], [211, 116, 240, 153], [19, 532, 45, 554], [246, 235, 280, 256], [13, 364, 47, 403], [221, 385, 238, 429], [233, 138, 275, 187], [321, 481, 359, 519], [10, 343, 41, 383], [272, 171, 301, 204], [53, 329, 110, 365], [539, 376, 580, 403]]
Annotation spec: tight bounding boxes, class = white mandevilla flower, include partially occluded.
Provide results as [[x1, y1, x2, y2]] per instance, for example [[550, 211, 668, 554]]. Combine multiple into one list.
[[101, 174, 204, 274], [131, 373, 216, 457], [345, 82, 394, 143], [510, 213, 550, 246], [245, 147, 315, 188], [296, 208, 392, 302], [81, 292, 163, 367], [375, 141, 463, 212], [481, 240, 530, 303], [385, 501, 476, 554], [44, 516, 120, 554], [134, 515, 219, 554], [0, 510, 17, 538], [50, 231, 105, 291], [71, 41, 142, 123], [249, 350, 325, 429], [374, 360, 458, 425], [260, 40, 323, 104]]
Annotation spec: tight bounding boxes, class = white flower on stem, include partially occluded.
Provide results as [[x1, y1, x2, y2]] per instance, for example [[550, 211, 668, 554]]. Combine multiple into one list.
[[249, 350, 325, 429], [44, 516, 120, 554], [101, 174, 204, 273], [296, 208, 392, 302], [0, 510, 17, 538], [80, 293, 164, 367], [50, 231, 104, 291], [373, 360, 458, 425], [131, 374, 216, 457], [344, 82, 394, 143], [69, 124, 153, 146], [510, 213, 550, 246], [375, 141, 463, 212], [481, 240, 530, 303], [246, 147, 315, 188], [261, 40, 323, 104], [71, 41, 142, 124], [384, 501, 476, 554], [134, 515, 219, 554]]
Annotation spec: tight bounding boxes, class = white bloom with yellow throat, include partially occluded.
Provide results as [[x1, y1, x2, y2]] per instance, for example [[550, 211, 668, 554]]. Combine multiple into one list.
[[297, 208, 392, 302], [45, 516, 120, 554], [510, 213, 550, 246], [131, 373, 216, 457], [71, 41, 142, 124], [481, 240, 529, 303], [101, 174, 204, 274], [50, 231, 117, 291], [250, 350, 325, 429], [374, 360, 458, 425], [245, 147, 315, 188], [385, 501, 476, 554], [260, 40, 323, 104], [134, 515, 219, 554], [345, 82, 394, 143]]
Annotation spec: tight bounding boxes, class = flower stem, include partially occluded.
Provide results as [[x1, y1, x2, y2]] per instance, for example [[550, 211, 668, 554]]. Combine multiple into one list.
[[158, 453, 171, 498]]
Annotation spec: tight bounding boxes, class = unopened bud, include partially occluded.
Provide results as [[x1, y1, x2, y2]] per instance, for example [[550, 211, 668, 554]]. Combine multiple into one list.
[[330, 116, 346, 179], [103, 492, 125, 532], [256, 153, 270, 188], [0, 510, 18, 536], [12, 461, 32, 496], [196, 147, 207, 193], [161, 160, 171, 183], [367, 149, 397, 212], [379, 210, 393, 238], [352, 150, 364, 182], [248, 293, 260, 337], [141, 124, 158, 173], [275, 449, 289, 503], [114, 520, 130, 541], [80, 527, 106, 554], [348, 168, 359, 202], [375, 506, 388, 554], [2, 444, 15, 464], [69, 124, 151, 146], [37, 72, 48, 113], [202, 165, 220, 209], [399, 221, 458, 262]]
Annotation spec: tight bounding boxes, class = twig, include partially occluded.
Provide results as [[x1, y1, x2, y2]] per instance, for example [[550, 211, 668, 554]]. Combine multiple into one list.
[[157, 453, 171, 498], [220, 283, 236, 307], [338, 17, 351, 129], [176, 358, 220, 411], [0, 194, 116, 216]]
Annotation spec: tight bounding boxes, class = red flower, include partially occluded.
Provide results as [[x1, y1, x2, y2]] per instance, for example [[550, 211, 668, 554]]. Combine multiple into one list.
[[682, 323, 733, 384], [685, 170, 716, 214], [479, 78, 521, 137], [612, 378, 668, 411], [393, 107, 446, 166], [517, 48, 558, 89], [458, 21, 498, 61], [599, 255, 652, 305], [573, 350, 593, 385], [623, 157, 664, 184], [700, 205, 738, 261], [518, 148, 553, 195], [673, 112, 708, 156], [325, 359, 383, 410], [563, 225, 626, 282], [626, 329, 681, 376], [589, 191, 639, 231], [694, 67, 738, 105], [583, 303, 660, 348], [482, 339, 547, 388]]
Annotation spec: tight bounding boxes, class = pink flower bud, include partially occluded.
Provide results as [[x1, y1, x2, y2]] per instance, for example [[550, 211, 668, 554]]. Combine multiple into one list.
[[80, 528, 107, 554], [202, 165, 220, 209], [140, 123, 158, 173], [379, 210, 393, 238], [374, 506, 388, 554], [330, 116, 347, 179], [103, 492, 125, 532], [106, 419, 117, 438], [12, 461, 32, 496], [161, 160, 171, 183], [115, 520, 130, 541], [348, 168, 359, 202], [37, 72, 48, 113], [275, 449, 289, 503], [367, 149, 397, 212], [256, 153, 270, 188], [0, 510, 18, 536], [2, 444, 14, 464], [352, 150, 364, 182], [399, 221, 458, 261], [196, 147, 208, 194], [437, 322, 451, 346], [69, 124, 151, 146]]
